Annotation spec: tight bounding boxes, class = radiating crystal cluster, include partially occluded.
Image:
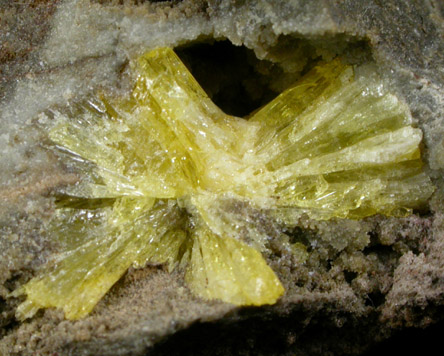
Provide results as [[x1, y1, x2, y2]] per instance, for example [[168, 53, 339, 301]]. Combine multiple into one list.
[[13, 47, 434, 320]]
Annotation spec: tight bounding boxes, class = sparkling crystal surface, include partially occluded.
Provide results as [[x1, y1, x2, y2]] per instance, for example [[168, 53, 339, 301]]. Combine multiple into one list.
[[13, 48, 434, 320]]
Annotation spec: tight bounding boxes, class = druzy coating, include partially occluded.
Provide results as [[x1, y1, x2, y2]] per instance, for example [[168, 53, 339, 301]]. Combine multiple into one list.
[[14, 48, 434, 320]]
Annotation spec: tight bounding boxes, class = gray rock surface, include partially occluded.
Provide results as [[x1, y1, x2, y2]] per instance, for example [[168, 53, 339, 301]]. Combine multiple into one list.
[[1, 1, 444, 355]]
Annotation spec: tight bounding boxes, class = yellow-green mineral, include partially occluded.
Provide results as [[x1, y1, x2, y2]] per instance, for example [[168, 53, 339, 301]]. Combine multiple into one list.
[[13, 47, 434, 320]]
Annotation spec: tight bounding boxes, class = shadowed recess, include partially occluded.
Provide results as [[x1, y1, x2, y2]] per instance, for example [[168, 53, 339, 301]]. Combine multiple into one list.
[[175, 40, 294, 117]]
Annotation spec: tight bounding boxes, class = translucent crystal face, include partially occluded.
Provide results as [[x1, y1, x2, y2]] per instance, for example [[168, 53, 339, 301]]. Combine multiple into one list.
[[13, 47, 434, 320]]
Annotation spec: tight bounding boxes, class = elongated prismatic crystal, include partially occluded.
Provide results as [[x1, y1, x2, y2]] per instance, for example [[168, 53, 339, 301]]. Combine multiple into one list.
[[13, 48, 434, 320]]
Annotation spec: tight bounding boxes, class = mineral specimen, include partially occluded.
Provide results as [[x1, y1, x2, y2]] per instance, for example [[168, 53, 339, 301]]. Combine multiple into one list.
[[12, 47, 434, 321]]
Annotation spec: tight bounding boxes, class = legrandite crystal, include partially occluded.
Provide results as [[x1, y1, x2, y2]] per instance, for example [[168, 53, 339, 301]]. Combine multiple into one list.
[[13, 48, 434, 320]]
